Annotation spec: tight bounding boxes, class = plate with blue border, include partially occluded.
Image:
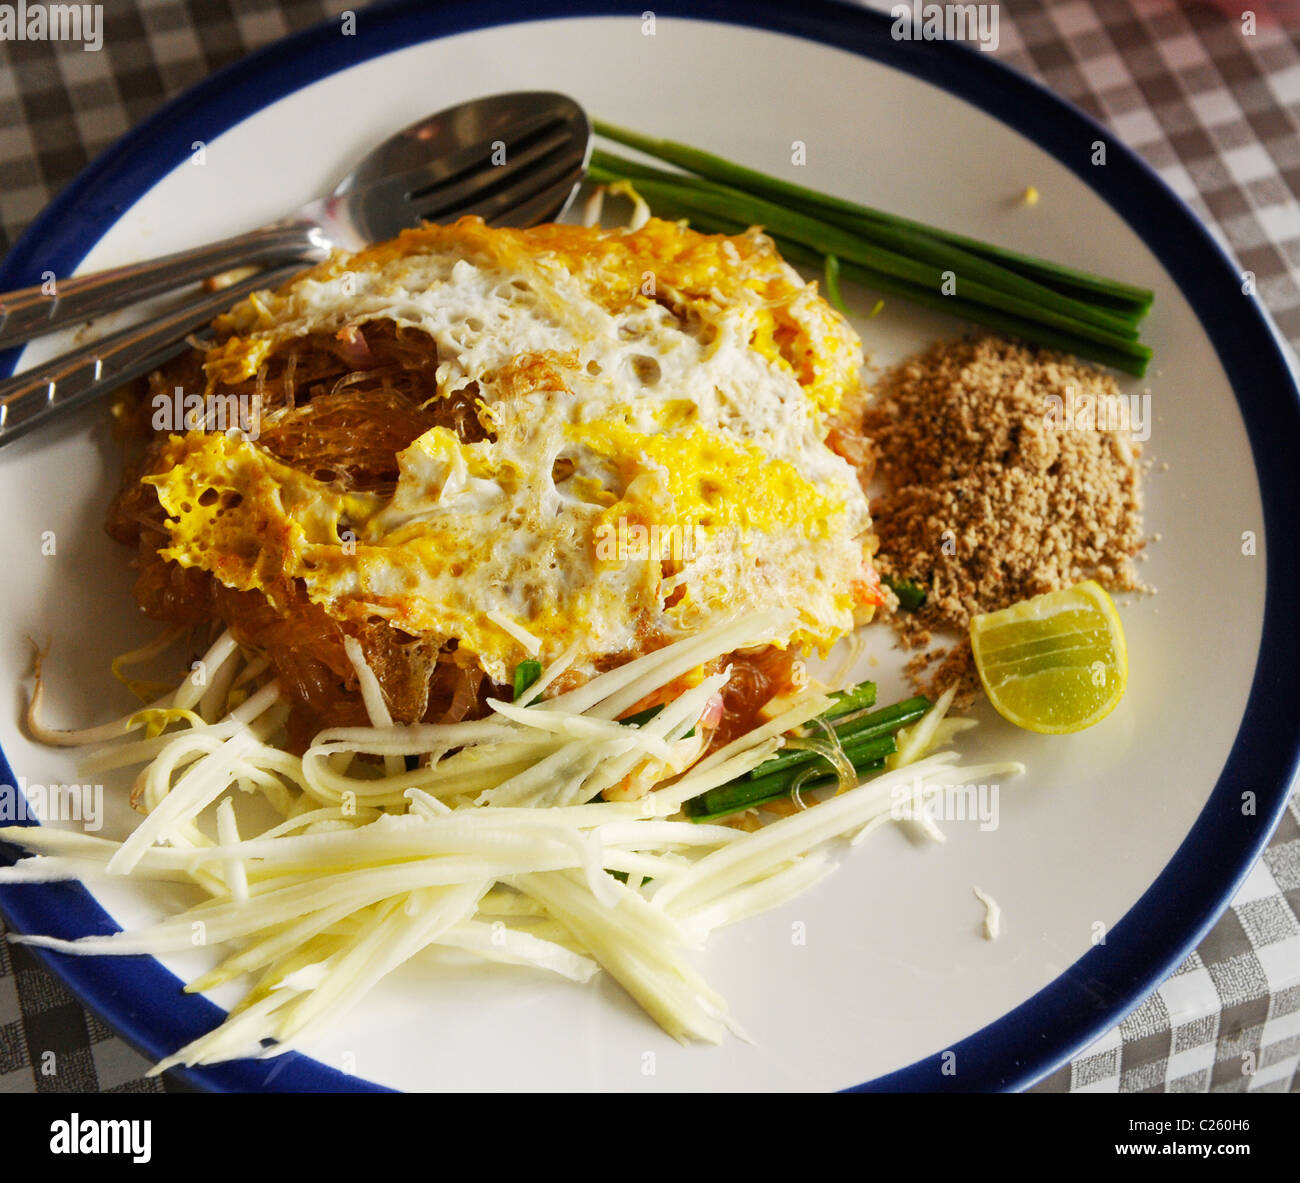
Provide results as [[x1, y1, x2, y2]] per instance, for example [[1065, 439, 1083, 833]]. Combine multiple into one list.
[[0, 0, 1297, 1092]]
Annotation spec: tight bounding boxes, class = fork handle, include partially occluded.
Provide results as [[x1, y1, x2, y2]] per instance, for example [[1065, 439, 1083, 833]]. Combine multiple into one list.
[[0, 219, 326, 351], [0, 262, 305, 452]]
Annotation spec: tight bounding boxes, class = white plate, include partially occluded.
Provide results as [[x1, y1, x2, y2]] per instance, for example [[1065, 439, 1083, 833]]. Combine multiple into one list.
[[1, 2, 1297, 1092]]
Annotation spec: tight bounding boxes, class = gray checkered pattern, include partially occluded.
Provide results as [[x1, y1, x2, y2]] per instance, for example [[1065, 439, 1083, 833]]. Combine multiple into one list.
[[1032, 787, 1300, 1092], [1, 0, 1298, 1092], [988, 0, 1300, 356], [0, 913, 167, 1093]]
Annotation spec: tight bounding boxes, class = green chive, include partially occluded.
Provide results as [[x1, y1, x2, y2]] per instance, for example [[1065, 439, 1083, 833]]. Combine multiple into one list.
[[821, 679, 878, 721], [619, 702, 694, 739], [592, 151, 1143, 340], [882, 575, 927, 611], [589, 125, 1156, 377], [746, 695, 929, 782], [686, 750, 892, 821], [832, 696, 931, 745], [512, 660, 542, 702], [590, 123, 1154, 314], [824, 254, 849, 317]]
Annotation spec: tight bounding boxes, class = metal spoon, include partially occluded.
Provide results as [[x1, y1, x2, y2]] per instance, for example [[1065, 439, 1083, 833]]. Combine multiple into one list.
[[0, 91, 590, 449]]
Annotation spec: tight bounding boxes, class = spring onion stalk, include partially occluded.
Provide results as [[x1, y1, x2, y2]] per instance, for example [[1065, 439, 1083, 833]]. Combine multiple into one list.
[[747, 695, 929, 783], [888, 685, 960, 770], [644, 192, 1153, 376], [682, 690, 930, 822], [657, 753, 1022, 916], [834, 695, 932, 742], [690, 759, 889, 823], [742, 728, 897, 789], [589, 127, 1156, 376], [591, 121, 1154, 315], [593, 170, 1152, 373], [820, 678, 877, 721], [591, 153, 1141, 339], [686, 747, 893, 822], [590, 169, 1139, 340]]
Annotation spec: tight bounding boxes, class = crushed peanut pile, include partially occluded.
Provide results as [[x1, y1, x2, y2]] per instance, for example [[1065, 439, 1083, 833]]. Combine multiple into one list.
[[861, 336, 1147, 703]]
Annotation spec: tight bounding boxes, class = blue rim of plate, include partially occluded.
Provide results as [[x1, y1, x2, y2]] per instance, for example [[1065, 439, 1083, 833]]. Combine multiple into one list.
[[1, 0, 1297, 1094]]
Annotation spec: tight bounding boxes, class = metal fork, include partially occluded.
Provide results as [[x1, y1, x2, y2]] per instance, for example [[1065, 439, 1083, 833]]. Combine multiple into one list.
[[0, 92, 591, 450]]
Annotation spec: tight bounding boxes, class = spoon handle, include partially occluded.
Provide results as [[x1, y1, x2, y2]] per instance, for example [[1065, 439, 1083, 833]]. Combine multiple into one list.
[[0, 262, 305, 453], [0, 219, 325, 351]]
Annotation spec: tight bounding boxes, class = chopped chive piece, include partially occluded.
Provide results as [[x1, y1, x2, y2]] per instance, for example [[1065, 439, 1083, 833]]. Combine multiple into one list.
[[833, 696, 931, 745], [746, 727, 900, 782], [882, 574, 927, 611], [824, 254, 849, 317], [620, 703, 663, 728], [840, 731, 900, 762], [686, 756, 889, 822], [821, 678, 877, 721], [746, 695, 929, 783], [512, 660, 542, 702], [680, 690, 931, 822], [619, 701, 694, 738]]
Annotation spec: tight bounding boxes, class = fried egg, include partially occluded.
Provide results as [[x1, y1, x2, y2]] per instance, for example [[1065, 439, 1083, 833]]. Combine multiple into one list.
[[145, 216, 881, 684]]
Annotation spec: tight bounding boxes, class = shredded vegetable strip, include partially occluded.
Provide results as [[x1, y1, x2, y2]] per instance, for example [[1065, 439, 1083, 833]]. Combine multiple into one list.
[[2, 611, 1024, 1069], [342, 636, 404, 778]]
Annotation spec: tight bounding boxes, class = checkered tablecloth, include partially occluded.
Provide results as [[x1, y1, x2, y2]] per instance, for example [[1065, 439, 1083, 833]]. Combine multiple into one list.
[[1, 0, 1298, 1094]]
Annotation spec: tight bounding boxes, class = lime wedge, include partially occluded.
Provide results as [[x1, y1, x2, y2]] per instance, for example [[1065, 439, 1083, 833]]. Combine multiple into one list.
[[970, 580, 1128, 734]]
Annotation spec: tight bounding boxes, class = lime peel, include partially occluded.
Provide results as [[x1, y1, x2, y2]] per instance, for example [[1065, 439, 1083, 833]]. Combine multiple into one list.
[[970, 580, 1128, 734]]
